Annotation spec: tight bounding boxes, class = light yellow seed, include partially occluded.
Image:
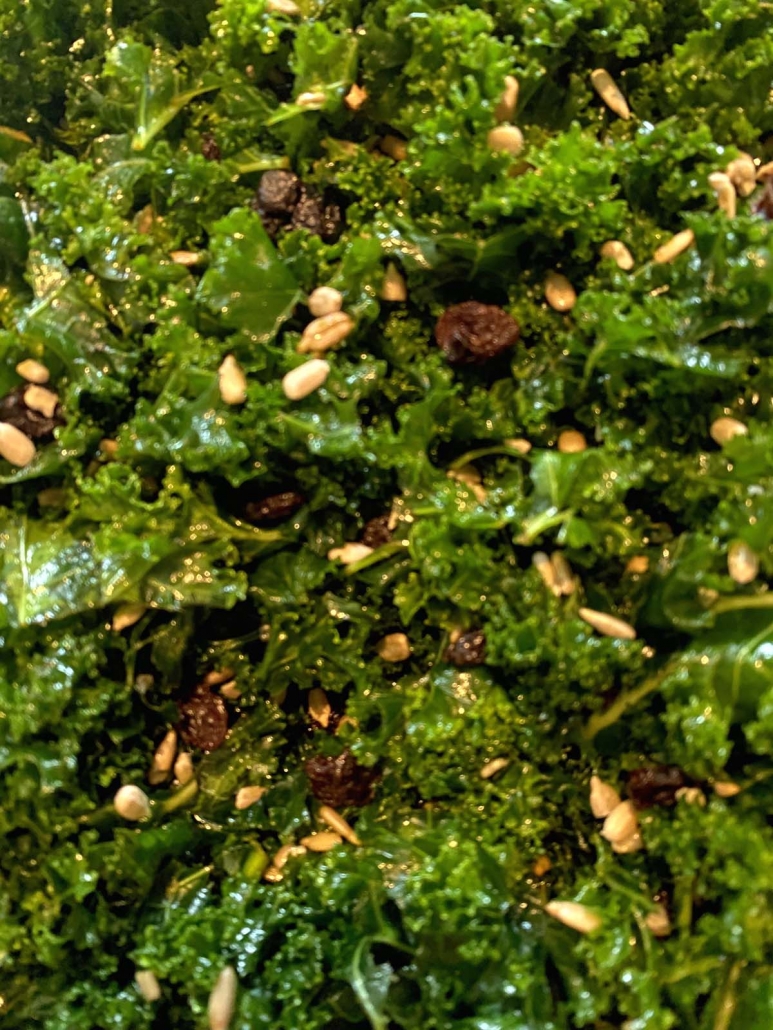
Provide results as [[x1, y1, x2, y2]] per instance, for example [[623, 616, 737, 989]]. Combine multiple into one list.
[[327, 542, 373, 565], [653, 228, 695, 264], [282, 358, 330, 400], [202, 668, 235, 688], [710, 416, 747, 446], [487, 124, 524, 156], [263, 865, 284, 883], [148, 729, 177, 785], [504, 437, 532, 454], [708, 171, 736, 218], [728, 540, 758, 585], [601, 800, 639, 844], [297, 91, 327, 108], [308, 687, 331, 727], [218, 355, 247, 405], [713, 781, 741, 798], [381, 263, 408, 302], [170, 250, 202, 266], [611, 830, 643, 854], [757, 160, 773, 181], [344, 83, 368, 110], [625, 555, 650, 575], [579, 607, 637, 640], [0, 422, 36, 467], [135, 970, 161, 1003], [590, 68, 631, 120], [725, 153, 757, 197], [532, 552, 559, 594], [676, 786, 706, 807], [545, 272, 577, 312], [480, 757, 510, 779], [235, 785, 267, 810], [208, 966, 237, 1030], [114, 784, 151, 821], [551, 552, 575, 596], [174, 752, 194, 785], [319, 804, 362, 845], [600, 240, 634, 271], [376, 632, 412, 662], [298, 311, 354, 355], [558, 429, 587, 453], [307, 286, 343, 317], [112, 603, 147, 632], [380, 135, 408, 161], [220, 680, 241, 701], [266, 0, 300, 13], [16, 358, 50, 384], [494, 75, 519, 122], [589, 775, 622, 819], [645, 904, 671, 937], [545, 900, 602, 934], [300, 831, 343, 852], [273, 843, 307, 870]]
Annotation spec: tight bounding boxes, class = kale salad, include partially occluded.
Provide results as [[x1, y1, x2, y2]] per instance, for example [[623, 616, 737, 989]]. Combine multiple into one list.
[[2, 0, 773, 1026]]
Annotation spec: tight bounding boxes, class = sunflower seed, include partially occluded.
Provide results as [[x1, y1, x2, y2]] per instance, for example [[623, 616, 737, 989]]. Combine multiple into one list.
[[282, 358, 330, 400], [494, 75, 519, 122], [611, 830, 643, 854], [327, 542, 373, 565], [645, 904, 671, 937], [504, 437, 532, 454], [235, 785, 267, 810], [479, 756, 510, 779], [308, 687, 331, 727], [271, 843, 307, 871], [174, 752, 194, 785], [381, 263, 408, 302], [708, 171, 736, 217], [170, 250, 202, 266], [208, 966, 237, 1030], [344, 83, 368, 110], [653, 228, 695, 264], [266, 0, 300, 13], [135, 970, 161, 1002], [545, 900, 602, 934], [589, 776, 622, 819], [380, 135, 408, 161], [551, 552, 575, 595], [300, 831, 343, 852], [601, 800, 639, 844], [319, 804, 362, 845], [297, 91, 327, 108], [16, 358, 50, 384], [220, 680, 241, 701], [487, 124, 524, 156], [308, 286, 343, 317], [710, 416, 747, 445], [148, 729, 177, 785], [726, 153, 757, 197], [590, 68, 631, 120], [0, 422, 36, 467], [298, 311, 354, 355], [114, 784, 151, 821], [728, 540, 759, 585], [713, 781, 741, 798], [532, 552, 559, 594], [202, 668, 236, 687], [545, 272, 577, 312], [676, 786, 706, 807], [218, 355, 247, 405], [112, 603, 147, 632], [376, 632, 412, 662], [557, 429, 587, 453], [600, 240, 634, 270], [757, 160, 773, 181], [579, 607, 637, 640]]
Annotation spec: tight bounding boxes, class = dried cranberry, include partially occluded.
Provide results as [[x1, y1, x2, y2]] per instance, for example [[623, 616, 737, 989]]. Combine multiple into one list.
[[628, 766, 687, 809], [201, 133, 222, 162], [305, 750, 378, 807], [258, 170, 301, 216], [245, 491, 305, 523], [0, 385, 64, 440], [435, 301, 520, 364], [753, 180, 773, 220], [445, 630, 486, 667], [361, 514, 392, 549], [178, 687, 228, 752]]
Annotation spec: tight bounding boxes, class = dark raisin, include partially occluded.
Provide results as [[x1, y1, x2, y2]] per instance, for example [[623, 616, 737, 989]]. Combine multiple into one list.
[[361, 514, 392, 549], [753, 180, 773, 220], [628, 765, 687, 809], [201, 133, 221, 162], [256, 212, 287, 240], [178, 687, 229, 752], [244, 491, 305, 523], [258, 170, 301, 216], [0, 385, 64, 440], [304, 750, 378, 807], [435, 301, 520, 364], [291, 187, 325, 235], [444, 630, 486, 667]]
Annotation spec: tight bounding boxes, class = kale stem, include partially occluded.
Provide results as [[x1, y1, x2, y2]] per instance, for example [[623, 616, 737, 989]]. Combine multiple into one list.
[[583, 666, 669, 740], [712, 960, 745, 1030], [712, 592, 773, 615]]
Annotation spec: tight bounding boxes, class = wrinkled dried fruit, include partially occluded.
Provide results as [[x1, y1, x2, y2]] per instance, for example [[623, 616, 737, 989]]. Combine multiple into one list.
[[245, 491, 305, 523], [445, 630, 486, 666], [201, 133, 221, 161], [257, 170, 301, 215], [178, 687, 229, 752], [435, 302, 519, 364], [628, 765, 687, 808], [361, 514, 392, 548], [0, 385, 64, 439], [305, 750, 378, 807]]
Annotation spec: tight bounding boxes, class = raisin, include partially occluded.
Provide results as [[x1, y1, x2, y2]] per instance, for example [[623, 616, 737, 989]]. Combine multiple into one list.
[[444, 630, 486, 667], [753, 180, 773, 220], [291, 187, 325, 235], [178, 687, 229, 752], [244, 491, 305, 523], [361, 514, 392, 549], [257, 170, 301, 216], [0, 385, 64, 440], [435, 301, 520, 364], [304, 750, 378, 807], [627, 766, 687, 809], [201, 133, 221, 162]]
